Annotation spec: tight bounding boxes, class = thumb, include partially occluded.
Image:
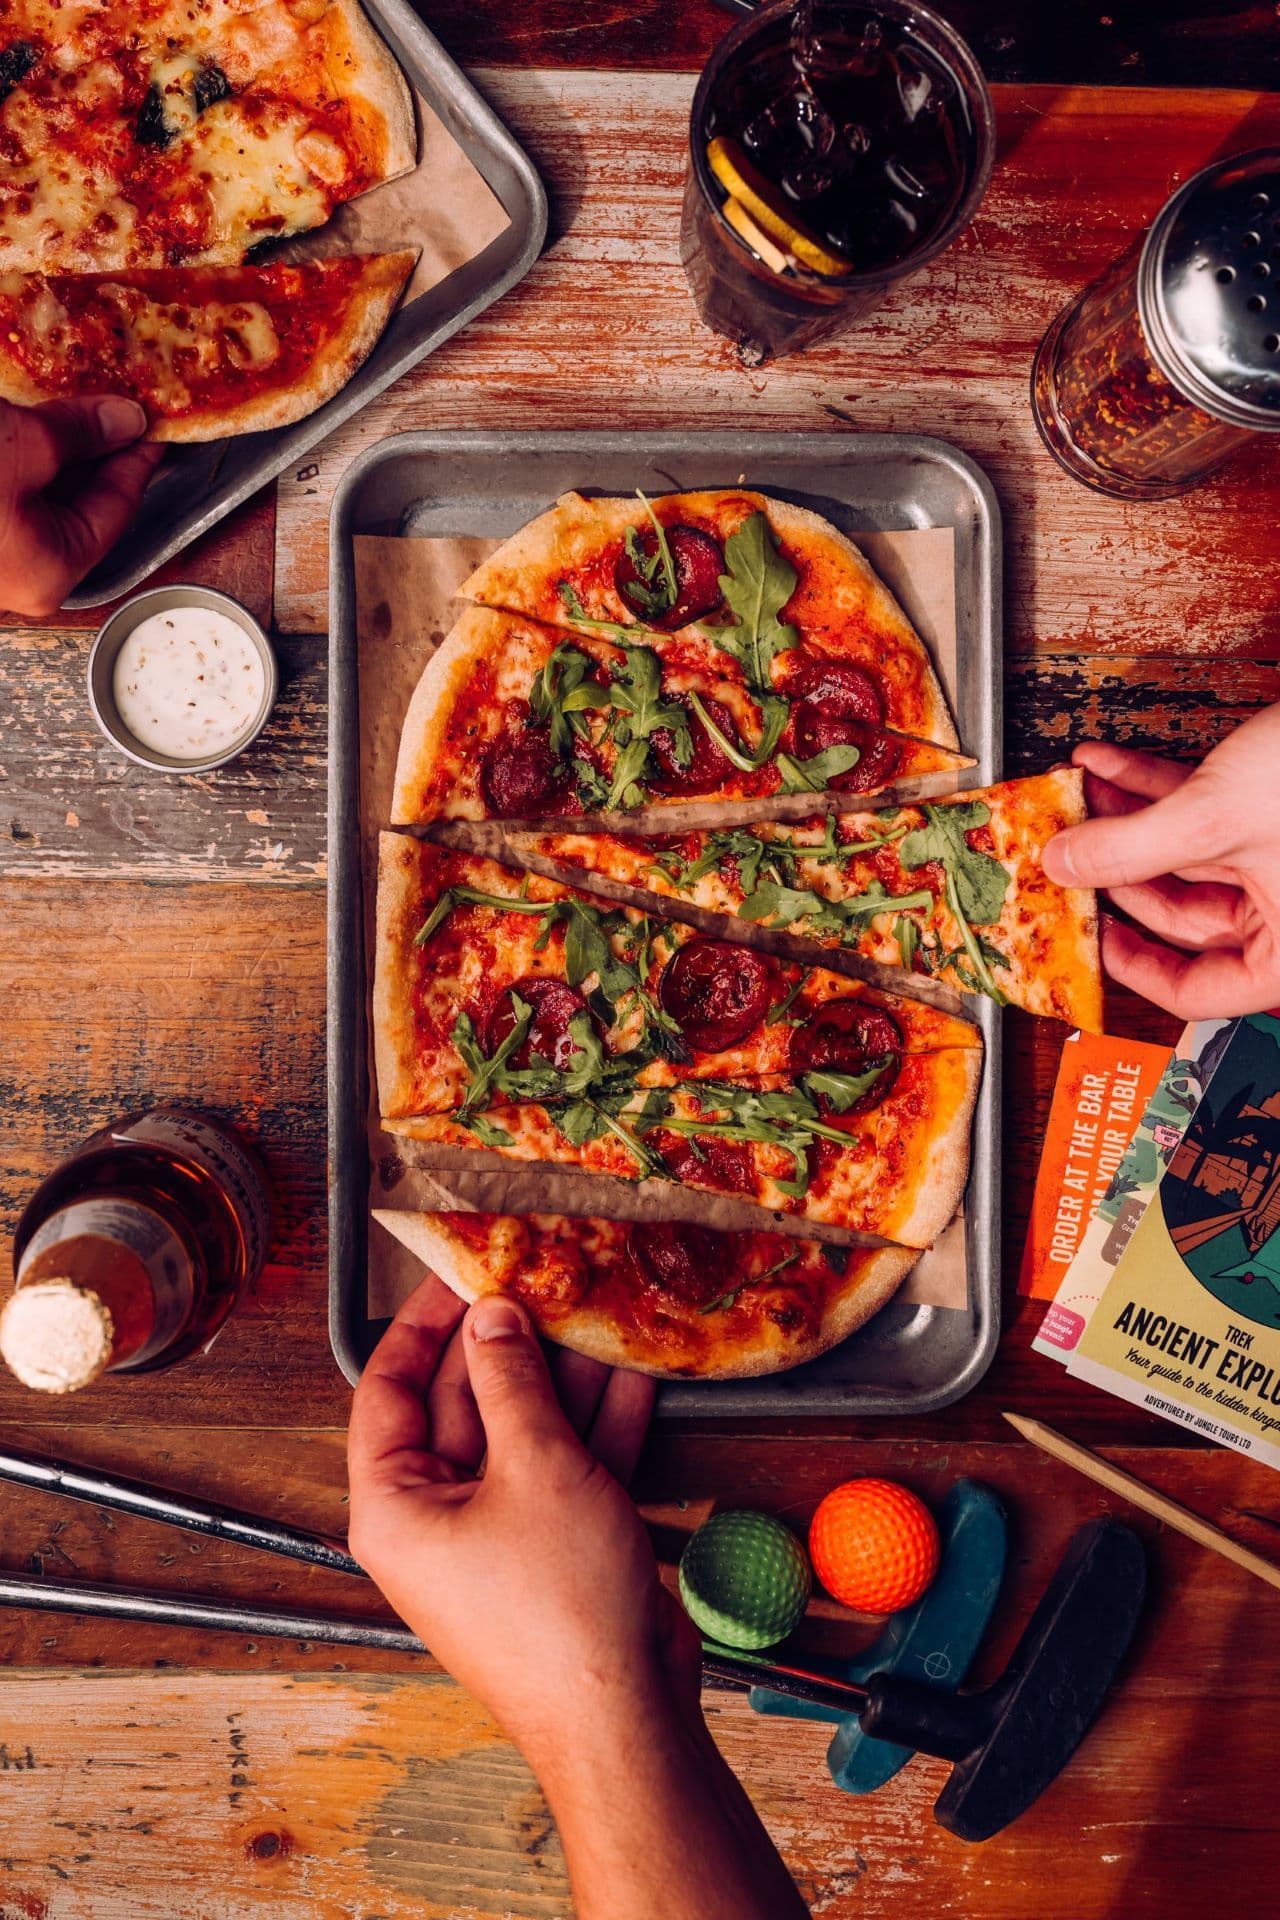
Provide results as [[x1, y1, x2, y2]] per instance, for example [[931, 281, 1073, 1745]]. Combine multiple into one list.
[[13, 396, 149, 488], [463, 1295, 579, 1468], [1043, 779, 1210, 893]]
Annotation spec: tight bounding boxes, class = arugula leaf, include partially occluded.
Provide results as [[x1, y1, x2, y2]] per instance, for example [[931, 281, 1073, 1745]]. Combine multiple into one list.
[[558, 581, 666, 646], [686, 688, 789, 779], [459, 1111, 515, 1148], [737, 879, 932, 940], [637, 1080, 874, 1201], [617, 492, 679, 619], [898, 801, 1010, 926], [700, 512, 800, 691], [895, 916, 921, 972], [765, 972, 807, 1026], [801, 1060, 893, 1111], [453, 999, 533, 1122], [699, 1250, 802, 1315], [606, 736, 651, 810], [528, 642, 610, 759], [415, 886, 558, 949], [775, 743, 864, 793]]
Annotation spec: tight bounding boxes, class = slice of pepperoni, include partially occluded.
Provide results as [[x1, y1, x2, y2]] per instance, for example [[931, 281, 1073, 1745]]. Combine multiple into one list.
[[481, 975, 592, 1071], [786, 657, 901, 793], [657, 939, 773, 1053], [480, 729, 571, 819], [790, 1001, 902, 1113], [790, 708, 903, 793], [648, 693, 740, 795], [787, 659, 885, 723], [615, 523, 725, 630], [630, 1221, 740, 1308], [657, 1133, 756, 1195]]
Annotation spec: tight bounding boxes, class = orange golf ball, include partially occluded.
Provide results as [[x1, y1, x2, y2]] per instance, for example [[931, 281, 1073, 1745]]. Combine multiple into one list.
[[808, 1478, 940, 1614]]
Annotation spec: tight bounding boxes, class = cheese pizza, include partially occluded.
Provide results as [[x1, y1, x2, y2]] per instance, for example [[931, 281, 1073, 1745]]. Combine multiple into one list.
[[513, 770, 1102, 1027], [389, 604, 973, 826], [375, 835, 980, 1119], [374, 1207, 919, 1379], [0, 0, 414, 270], [0, 251, 415, 437]]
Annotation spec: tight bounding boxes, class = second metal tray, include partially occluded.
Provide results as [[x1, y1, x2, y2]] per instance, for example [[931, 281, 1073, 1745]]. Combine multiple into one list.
[[64, 0, 547, 609], [329, 429, 1003, 1417]]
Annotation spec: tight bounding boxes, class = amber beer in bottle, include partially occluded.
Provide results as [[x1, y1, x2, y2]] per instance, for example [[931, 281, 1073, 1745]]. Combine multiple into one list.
[[1, 1108, 270, 1394]]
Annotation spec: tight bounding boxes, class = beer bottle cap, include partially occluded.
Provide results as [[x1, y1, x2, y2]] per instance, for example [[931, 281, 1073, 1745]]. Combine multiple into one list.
[[0, 1280, 114, 1393]]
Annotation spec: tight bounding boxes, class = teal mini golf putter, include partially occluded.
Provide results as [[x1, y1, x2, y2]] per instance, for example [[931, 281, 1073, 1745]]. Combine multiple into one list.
[[748, 1480, 1008, 1794]]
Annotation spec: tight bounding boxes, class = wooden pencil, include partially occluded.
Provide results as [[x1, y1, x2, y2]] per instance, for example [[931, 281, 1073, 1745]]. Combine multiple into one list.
[[1003, 1412, 1280, 1594]]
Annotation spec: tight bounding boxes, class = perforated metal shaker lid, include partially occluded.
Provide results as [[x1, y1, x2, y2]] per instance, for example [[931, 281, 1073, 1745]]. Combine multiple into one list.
[[1137, 148, 1280, 429]]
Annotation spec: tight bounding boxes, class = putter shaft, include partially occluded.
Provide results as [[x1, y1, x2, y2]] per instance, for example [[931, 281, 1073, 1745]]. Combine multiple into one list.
[[0, 1441, 362, 1575]]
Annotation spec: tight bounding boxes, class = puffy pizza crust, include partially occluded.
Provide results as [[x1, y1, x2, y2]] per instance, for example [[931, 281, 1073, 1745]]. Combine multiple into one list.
[[372, 1207, 920, 1380]]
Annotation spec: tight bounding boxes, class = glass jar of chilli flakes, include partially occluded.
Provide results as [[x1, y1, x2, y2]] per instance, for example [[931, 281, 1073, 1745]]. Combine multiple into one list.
[[1032, 149, 1280, 499]]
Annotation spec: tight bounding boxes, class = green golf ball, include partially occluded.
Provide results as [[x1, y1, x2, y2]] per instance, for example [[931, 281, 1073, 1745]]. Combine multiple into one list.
[[678, 1510, 811, 1651]]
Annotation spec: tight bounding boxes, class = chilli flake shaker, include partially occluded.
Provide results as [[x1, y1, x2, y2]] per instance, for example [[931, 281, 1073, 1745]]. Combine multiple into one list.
[[1031, 148, 1280, 499]]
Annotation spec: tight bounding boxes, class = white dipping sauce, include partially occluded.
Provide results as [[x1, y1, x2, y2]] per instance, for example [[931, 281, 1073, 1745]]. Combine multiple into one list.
[[112, 607, 267, 761]]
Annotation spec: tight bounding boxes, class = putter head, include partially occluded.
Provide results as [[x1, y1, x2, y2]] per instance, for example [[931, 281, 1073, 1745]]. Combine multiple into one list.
[[934, 1517, 1147, 1842], [859, 1518, 1147, 1841]]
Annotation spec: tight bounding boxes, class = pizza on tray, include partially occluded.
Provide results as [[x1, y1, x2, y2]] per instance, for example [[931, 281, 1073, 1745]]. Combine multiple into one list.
[[0, 0, 416, 435], [511, 768, 1103, 1028], [374, 1208, 919, 1380], [363, 486, 1101, 1378]]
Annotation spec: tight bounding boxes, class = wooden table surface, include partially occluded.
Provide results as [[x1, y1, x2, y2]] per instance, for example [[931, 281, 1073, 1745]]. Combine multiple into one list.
[[3, 5, 1280, 1915]]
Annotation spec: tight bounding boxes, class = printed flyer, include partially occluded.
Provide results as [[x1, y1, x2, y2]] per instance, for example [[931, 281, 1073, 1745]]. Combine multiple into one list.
[[1067, 1014, 1280, 1468], [1033, 1018, 1233, 1362]]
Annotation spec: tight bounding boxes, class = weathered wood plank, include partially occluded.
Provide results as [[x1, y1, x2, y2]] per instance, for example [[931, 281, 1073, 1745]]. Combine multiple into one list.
[[0, 630, 326, 884], [3, 1444, 1279, 1920], [275, 77, 1280, 657], [425, 0, 1280, 93]]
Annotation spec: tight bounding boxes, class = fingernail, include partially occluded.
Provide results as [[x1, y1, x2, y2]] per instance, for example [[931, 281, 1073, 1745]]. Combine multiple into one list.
[[470, 1296, 525, 1342], [96, 397, 147, 442], [1043, 831, 1075, 884]]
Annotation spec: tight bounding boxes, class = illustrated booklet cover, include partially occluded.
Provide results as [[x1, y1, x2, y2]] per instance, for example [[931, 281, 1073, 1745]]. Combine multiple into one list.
[[1065, 1013, 1280, 1467]]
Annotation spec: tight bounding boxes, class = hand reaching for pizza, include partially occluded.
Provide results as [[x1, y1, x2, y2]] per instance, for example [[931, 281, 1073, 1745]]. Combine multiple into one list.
[[347, 1275, 694, 1747], [0, 397, 163, 618], [1043, 706, 1280, 1020], [346, 1278, 809, 1920]]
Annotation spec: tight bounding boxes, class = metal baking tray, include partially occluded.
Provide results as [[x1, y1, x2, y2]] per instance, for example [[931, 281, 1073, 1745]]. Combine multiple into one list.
[[328, 429, 1003, 1417], [63, 0, 547, 609]]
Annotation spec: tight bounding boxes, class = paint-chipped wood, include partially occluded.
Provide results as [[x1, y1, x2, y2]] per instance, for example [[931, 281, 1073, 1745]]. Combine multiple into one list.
[[0, 631, 326, 883], [275, 76, 1280, 654], [3, 1452, 1280, 1920]]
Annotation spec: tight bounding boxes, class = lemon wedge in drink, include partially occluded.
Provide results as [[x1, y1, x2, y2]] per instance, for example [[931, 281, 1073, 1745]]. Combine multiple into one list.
[[707, 136, 855, 279]]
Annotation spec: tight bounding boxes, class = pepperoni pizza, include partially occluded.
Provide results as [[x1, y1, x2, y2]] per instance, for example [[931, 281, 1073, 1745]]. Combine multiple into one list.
[[511, 769, 1103, 1028], [373, 1208, 920, 1379]]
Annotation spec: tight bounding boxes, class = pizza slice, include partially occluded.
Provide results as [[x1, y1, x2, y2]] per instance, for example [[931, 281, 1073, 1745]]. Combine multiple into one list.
[[457, 489, 959, 753], [0, 0, 414, 270], [389, 604, 973, 827], [383, 1043, 980, 1250], [374, 1207, 919, 1379], [513, 769, 1103, 1029], [375, 836, 980, 1120], [0, 252, 415, 438]]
